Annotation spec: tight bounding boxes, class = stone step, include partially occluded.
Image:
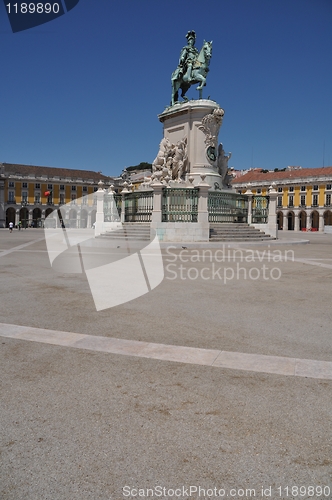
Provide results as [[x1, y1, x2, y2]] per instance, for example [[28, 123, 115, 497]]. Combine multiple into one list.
[[210, 225, 260, 231], [99, 226, 151, 241], [210, 233, 271, 238], [209, 237, 272, 242], [97, 223, 273, 242], [122, 223, 151, 227], [210, 232, 270, 236], [210, 228, 268, 233], [209, 223, 272, 241], [100, 236, 150, 241], [210, 222, 253, 227], [211, 232, 269, 235], [210, 229, 265, 234], [101, 231, 150, 236]]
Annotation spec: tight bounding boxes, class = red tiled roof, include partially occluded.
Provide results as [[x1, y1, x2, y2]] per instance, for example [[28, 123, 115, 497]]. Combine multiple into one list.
[[232, 167, 332, 184], [1, 162, 113, 182]]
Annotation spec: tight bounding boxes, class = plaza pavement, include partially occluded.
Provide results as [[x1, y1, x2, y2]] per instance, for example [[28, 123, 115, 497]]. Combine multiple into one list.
[[0, 228, 331, 499]]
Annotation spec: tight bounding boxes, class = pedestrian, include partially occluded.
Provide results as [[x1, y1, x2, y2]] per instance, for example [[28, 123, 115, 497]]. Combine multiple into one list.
[[9, 222, 14, 233], [18, 221, 22, 230]]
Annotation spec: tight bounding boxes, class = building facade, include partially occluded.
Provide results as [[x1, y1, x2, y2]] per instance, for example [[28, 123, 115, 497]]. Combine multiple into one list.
[[0, 163, 116, 228], [232, 167, 332, 231]]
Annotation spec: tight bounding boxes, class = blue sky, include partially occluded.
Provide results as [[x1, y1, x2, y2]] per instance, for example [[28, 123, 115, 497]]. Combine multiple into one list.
[[1, 0, 331, 176]]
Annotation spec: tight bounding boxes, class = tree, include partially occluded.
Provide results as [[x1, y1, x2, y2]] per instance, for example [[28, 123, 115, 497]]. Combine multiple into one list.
[[126, 162, 152, 172]]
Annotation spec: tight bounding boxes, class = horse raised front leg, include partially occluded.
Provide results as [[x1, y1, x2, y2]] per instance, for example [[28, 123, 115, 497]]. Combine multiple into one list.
[[196, 75, 206, 91]]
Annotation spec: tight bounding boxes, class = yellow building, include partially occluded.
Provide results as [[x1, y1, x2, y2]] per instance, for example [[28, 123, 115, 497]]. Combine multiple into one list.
[[232, 167, 332, 231], [0, 163, 116, 228]]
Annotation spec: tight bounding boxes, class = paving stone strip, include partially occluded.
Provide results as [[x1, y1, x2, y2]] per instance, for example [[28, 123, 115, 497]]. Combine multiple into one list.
[[0, 322, 331, 380], [0, 237, 46, 257]]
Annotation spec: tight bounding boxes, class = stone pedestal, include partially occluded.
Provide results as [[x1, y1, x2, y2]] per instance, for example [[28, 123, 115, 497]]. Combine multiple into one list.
[[158, 100, 225, 189]]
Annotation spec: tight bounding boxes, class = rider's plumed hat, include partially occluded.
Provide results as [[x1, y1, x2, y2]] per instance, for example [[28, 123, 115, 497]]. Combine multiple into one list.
[[186, 30, 196, 42]]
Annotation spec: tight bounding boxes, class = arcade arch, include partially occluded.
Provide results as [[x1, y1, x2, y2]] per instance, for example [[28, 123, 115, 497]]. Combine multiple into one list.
[[69, 209, 77, 228], [277, 211, 283, 230], [310, 210, 319, 230], [287, 211, 294, 231], [33, 207, 42, 228], [80, 209, 88, 228], [298, 211, 307, 231], [324, 210, 332, 226], [45, 208, 54, 218], [6, 207, 15, 227], [20, 207, 29, 228]]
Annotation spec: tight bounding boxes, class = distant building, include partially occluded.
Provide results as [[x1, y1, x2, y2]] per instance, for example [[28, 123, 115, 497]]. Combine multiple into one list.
[[120, 163, 152, 191], [232, 166, 332, 231], [0, 162, 117, 228]]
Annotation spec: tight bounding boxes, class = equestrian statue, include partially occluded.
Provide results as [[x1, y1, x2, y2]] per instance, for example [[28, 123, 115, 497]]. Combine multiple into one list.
[[171, 30, 212, 106]]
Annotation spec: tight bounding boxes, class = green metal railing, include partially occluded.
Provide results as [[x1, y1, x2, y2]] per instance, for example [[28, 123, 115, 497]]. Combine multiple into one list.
[[102, 190, 270, 226], [208, 192, 248, 223], [114, 193, 122, 219], [162, 188, 198, 222], [252, 195, 269, 223], [124, 191, 153, 222]]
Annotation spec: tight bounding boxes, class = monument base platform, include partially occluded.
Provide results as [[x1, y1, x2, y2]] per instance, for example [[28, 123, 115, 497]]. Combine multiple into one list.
[[157, 99, 226, 189]]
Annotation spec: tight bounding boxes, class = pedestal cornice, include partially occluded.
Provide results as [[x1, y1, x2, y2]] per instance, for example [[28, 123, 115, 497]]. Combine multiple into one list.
[[158, 99, 221, 123]]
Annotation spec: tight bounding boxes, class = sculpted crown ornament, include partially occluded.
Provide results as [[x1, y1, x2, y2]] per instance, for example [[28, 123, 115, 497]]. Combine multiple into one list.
[[198, 107, 225, 166], [199, 108, 225, 148]]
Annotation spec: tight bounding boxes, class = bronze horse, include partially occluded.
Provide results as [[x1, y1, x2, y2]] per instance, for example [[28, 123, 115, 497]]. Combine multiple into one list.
[[171, 41, 212, 106]]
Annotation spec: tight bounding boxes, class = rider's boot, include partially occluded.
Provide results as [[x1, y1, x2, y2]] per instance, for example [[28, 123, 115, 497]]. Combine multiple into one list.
[[183, 64, 193, 83]]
